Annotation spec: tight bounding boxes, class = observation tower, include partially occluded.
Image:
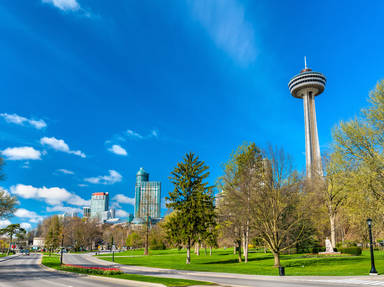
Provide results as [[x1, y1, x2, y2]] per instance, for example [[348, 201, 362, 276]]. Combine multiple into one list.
[[288, 57, 326, 178]]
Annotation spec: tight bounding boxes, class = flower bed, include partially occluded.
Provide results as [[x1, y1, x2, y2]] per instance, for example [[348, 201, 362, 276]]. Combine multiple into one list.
[[64, 264, 120, 271], [61, 264, 123, 275]]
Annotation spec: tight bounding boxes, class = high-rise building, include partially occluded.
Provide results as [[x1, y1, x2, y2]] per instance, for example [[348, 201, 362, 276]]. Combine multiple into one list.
[[288, 57, 326, 178], [83, 206, 91, 218], [134, 167, 161, 219], [90, 192, 109, 219]]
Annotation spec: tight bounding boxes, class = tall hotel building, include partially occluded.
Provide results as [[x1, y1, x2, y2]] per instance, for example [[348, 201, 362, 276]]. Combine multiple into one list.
[[90, 192, 109, 220], [134, 168, 161, 219]]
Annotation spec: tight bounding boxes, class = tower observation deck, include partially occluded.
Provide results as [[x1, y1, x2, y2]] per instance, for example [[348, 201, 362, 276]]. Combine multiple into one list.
[[288, 57, 326, 178]]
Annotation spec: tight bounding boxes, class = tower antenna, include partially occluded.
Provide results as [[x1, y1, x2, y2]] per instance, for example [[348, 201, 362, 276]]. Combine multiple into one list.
[[304, 56, 307, 69]]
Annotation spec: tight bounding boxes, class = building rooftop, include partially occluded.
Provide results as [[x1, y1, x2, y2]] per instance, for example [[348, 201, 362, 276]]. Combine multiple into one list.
[[136, 167, 148, 176]]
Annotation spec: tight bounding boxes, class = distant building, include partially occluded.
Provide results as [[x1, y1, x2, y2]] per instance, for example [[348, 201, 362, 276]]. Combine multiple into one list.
[[88, 192, 114, 222], [58, 212, 78, 219], [90, 192, 109, 219], [134, 167, 161, 220], [32, 237, 45, 249], [127, 213, 134, 223], [83, 206, 91, 218]]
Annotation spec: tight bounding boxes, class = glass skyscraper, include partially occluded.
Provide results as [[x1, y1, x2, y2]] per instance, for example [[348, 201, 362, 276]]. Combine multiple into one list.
[[134, 168, 161, 219], [90, 192, 109, 219]]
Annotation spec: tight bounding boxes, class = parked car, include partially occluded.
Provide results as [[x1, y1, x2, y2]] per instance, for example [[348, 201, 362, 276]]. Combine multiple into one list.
[[20, 249, 30, 256]]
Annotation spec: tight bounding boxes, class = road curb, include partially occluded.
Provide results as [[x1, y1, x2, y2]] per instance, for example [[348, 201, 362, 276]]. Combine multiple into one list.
[[39, 255, 166, 287]]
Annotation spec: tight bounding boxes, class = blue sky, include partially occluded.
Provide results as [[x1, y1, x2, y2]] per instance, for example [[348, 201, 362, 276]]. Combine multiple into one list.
[[1, 0, 384, 229]]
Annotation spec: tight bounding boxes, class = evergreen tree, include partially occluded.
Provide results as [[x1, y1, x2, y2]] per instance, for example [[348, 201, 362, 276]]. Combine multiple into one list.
[[0, 224, 25, 255], [44, 215, 62, 254], [165, 152, 215, 264]]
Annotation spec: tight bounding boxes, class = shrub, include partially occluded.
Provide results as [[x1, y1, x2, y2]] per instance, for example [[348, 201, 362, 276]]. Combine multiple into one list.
[[310, 246, 325, 254], [339, 247, 362, 256], [149, 237, 166, 250]]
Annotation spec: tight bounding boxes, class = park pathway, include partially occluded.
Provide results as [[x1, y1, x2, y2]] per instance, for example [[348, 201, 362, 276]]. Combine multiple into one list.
[[64, 253, 384, 287]]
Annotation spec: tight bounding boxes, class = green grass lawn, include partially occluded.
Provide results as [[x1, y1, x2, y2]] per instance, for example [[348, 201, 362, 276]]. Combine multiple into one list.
[[97, 248, 384, 276], [0, 254, 7, 258], [42, 255, 213, 286]]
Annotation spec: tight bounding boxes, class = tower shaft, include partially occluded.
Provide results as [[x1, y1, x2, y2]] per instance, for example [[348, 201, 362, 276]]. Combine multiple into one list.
[[303, 91, 322, 177]]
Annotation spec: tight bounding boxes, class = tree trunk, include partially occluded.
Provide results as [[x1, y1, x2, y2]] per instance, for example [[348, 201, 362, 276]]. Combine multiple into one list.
[[6, 233, 13, 256], [196, 242, 200, 256], [273, 252, 281, 267], [233, 244, 236, 255], [329, 213, 336, 248], [243, 224, 249, 263], [209, 246, 212, 256], [237, 240, 242, 263], [186, 241, 191, 264]]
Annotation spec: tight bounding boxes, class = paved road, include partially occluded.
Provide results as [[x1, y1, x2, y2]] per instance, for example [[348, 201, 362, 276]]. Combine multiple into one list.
[[0, 253, 144, 287], [64, 253, 384, 287]]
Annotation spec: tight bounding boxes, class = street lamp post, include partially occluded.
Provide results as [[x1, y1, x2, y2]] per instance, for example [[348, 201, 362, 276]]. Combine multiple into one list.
[[60, 233, 64, 265], [111, 235, 114, 262], [367, 218, 378, 275]]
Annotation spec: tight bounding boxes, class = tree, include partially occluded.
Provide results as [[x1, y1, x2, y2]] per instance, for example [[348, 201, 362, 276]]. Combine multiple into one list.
[[218, 143, 264, 263], [0, 224, 25, 255], [126, 231, 142, 249], [332, 80, 384, 199], [251, 146, 307, 267], [330, 80, 384, 243], [44, 215, 62, 254], [165, 152, 215, 264]]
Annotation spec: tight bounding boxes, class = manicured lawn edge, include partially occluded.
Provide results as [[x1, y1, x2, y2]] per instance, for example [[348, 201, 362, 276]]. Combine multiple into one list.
[[95, 248, 380, 276], [41, 255, 214, 286]]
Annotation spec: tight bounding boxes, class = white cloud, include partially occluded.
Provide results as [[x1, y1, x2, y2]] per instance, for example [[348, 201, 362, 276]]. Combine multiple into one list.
[[67, 195, 90, 206], [2, 147, 41, 160], [29, 119, 47, 129], [115, 209, 129, 218], [20, 222, 32, 230], [57, 169, 74, 175], [112, 194, 135, 205], [126, 129, 143, 139], [15, 208, 43, 224], [0, 113, 25, 125], [187, 0, 257, 65], [0, 113, 47, 129], [108, 145, 127, 156], [78, 184, 88, 187], [84, 170, 122, 185], [46, 205, 81, 214], [40, 137, 86, 158], [0, 219, 11, 228], [15, 208, 41, 220], [150, 130, 159, 138], [42, 0, 80, 11], [10, 184, 89, 207]]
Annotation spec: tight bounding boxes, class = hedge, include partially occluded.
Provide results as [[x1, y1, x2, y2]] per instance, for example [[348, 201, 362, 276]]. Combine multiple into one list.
[[339, 247, 362, 256]]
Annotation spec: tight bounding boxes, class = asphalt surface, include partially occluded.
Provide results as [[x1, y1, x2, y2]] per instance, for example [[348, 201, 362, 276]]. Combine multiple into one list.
[[2, 253, 384, 287], [0, 253, 143, 287], [63, 253, 384, 287]]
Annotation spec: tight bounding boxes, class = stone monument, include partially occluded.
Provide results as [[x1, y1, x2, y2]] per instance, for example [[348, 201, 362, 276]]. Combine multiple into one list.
[[325, 238, 333, 253], [319, 237, 340, 255]]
